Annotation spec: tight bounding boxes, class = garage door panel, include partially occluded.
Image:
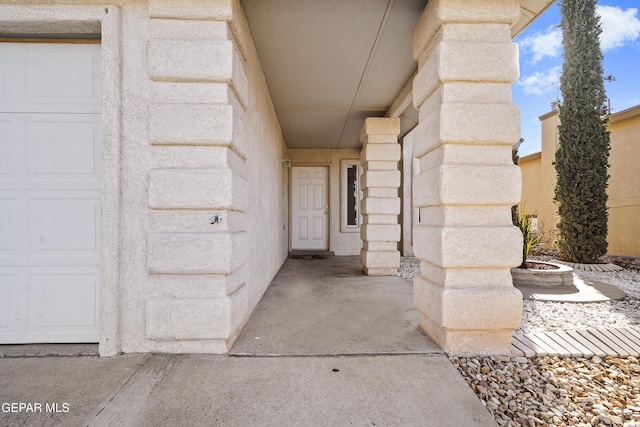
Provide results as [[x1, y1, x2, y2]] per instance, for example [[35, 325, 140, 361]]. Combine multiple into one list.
[[0, 44, 21, 103], [28, 197, 101, 265], [0, 198, 26, 265], [0, 120, 11, 177], [0, 43, 100, 114], [0, 115, 101, 191], [27, 119, 100, 178], [0, 202, 13, 251], [0, 50, 5, 94], [0, 275, 18, 330], [0, 42, 102, 344], [0, 273, 26, 342], [29, 274, 99, 328], [0, 198, 29, 268], [26, 48, 99, 102]]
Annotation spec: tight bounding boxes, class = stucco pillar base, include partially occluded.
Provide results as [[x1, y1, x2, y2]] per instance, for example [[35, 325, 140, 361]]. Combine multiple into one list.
[[413, 274, 521, 354], [419, 314, 515, 356], [361, 249, 400, 276], [364, 267, 400, 276]]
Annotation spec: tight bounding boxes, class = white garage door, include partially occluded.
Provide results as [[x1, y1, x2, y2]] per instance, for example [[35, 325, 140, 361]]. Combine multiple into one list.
[[0, 42, 102, 343]]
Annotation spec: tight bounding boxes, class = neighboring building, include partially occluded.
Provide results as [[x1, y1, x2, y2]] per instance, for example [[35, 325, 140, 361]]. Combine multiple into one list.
[[520, 105, 640, 257], [0, 0, 554, 356]]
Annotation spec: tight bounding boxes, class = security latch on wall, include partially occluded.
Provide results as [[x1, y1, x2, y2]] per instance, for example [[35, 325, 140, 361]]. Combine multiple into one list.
[[208, 213, 223, 224]]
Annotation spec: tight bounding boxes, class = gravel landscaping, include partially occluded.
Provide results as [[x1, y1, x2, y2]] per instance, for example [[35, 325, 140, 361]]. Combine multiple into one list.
[[398, 256, 640, 427], [451, 355, 640, 427]]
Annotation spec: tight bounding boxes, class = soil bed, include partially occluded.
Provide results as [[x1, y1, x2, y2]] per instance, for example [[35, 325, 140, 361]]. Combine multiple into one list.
[[521, 261, 560, 270]]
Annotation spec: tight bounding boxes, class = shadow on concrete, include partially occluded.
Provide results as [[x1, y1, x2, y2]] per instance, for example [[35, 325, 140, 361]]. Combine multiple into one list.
[[516, 273, 627, 302], [231, 256, 440, 356]]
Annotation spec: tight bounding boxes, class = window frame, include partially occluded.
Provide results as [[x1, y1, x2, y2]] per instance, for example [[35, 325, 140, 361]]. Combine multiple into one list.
[[340, 159, 361, 233]]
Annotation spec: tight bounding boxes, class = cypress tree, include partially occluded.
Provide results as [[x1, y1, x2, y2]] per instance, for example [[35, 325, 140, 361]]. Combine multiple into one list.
[[554, 0, 611, 263]]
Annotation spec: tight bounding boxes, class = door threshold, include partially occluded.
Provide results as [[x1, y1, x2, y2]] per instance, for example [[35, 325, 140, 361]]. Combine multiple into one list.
[[288, 250, 335, 259]]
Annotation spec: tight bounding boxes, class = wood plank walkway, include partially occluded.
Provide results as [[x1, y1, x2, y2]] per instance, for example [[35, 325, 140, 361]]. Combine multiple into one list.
[[550, 259, 624, 272], [512, 326, 640, 358]]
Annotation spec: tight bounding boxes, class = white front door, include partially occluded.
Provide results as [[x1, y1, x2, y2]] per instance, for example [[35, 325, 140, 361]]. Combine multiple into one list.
[[0, 42, 102, 343], [291, 166, 329, 250]]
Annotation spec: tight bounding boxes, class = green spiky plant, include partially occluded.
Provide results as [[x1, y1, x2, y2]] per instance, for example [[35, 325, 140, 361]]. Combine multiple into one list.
[[511, 147, 520, 227], [554, 0, 611, 263], [514, 205, 543, 268]]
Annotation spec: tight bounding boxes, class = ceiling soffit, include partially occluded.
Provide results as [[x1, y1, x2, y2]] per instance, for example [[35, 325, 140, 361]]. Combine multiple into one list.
[[242, 0, 426, 149], [242, 0, 556, 149]]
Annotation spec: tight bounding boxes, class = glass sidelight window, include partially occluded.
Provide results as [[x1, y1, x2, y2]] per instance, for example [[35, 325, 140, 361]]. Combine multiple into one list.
[[346, 164, 358, 227], [341, 159, 361, 233]]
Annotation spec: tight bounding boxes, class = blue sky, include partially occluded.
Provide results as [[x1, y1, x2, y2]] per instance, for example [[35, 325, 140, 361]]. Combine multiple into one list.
[[513, 1, 640, 156]]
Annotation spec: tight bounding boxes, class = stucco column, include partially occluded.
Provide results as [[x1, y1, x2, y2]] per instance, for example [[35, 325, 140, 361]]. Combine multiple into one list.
[[411, 0, 523, 354], [360, 117, 402, 275], [143, 0, 249, 353]]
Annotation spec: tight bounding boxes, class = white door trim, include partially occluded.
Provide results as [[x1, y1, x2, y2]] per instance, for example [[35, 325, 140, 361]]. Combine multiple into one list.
[[291, 166, 329, 250]]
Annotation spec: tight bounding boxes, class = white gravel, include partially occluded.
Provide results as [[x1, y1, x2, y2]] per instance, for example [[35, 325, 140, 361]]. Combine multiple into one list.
[[399, 256, 640, 334], [400, 256, 640, 427], [452, 355, 640, 427]]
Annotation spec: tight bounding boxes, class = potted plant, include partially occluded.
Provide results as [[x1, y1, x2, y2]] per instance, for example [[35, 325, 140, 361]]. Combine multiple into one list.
[[511, 205, 574, 287]]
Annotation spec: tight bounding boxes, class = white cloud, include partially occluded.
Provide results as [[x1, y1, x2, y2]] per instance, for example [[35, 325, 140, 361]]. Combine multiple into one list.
[[519, 26, 563, 63], [517, 66, 562, 96], [597, 5, 640, 51], [518, 7, 640, 62]]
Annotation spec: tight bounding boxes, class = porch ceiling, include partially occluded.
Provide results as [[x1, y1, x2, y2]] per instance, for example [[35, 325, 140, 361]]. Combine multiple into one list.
[[242, 0, 556, 150]]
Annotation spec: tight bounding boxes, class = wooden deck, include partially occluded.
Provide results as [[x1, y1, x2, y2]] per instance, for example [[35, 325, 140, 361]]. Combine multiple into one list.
[[512, 326, 640, 358]]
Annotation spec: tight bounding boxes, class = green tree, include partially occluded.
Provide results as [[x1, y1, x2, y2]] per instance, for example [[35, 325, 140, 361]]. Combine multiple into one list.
[[554, 0, 611, 263]]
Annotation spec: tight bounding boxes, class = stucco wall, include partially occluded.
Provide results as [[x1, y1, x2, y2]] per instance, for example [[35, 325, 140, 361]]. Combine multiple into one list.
[[232, 2, 289, 320], [287, 149, 363, 256], [143, 0, 289, 354], [0, 0, 287, 355], [519, 153, 542, 208], [607, 108, 640, 256], [519, 106, 640, 257], [520, 110, 559, 242]]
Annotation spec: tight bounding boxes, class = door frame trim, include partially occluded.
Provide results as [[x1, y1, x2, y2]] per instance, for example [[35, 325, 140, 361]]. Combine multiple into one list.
[[289, 164, 331, 251], [0, 5, 123, 356]]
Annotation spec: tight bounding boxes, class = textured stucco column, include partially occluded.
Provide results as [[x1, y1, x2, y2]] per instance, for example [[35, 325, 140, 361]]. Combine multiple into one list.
[[411, 0, 523, 354], [144, 0, 249, 353], [360, 117, 401, 275]]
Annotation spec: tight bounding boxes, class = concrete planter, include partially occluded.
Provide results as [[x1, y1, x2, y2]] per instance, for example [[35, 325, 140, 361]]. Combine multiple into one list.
[[511, 261, 574, 287]]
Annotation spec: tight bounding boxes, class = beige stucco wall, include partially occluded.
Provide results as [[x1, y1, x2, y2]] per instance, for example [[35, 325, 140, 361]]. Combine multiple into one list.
[[520, 106, 640, 257], [229, 1, 289, 336], [0, 0, 288, 355], [520, 110, 558, 244], [144, 0, 289, 354], [287, 149, 363, 256], [519, 153, 542, 206], [607, 107, 640, 256]]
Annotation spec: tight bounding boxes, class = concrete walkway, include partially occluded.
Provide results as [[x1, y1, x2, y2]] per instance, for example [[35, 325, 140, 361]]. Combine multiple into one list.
[[0, 353, 497, 426], [515, 273, 626, 302], [231, 256, 440, 356], [0, 256, 498, 426]]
